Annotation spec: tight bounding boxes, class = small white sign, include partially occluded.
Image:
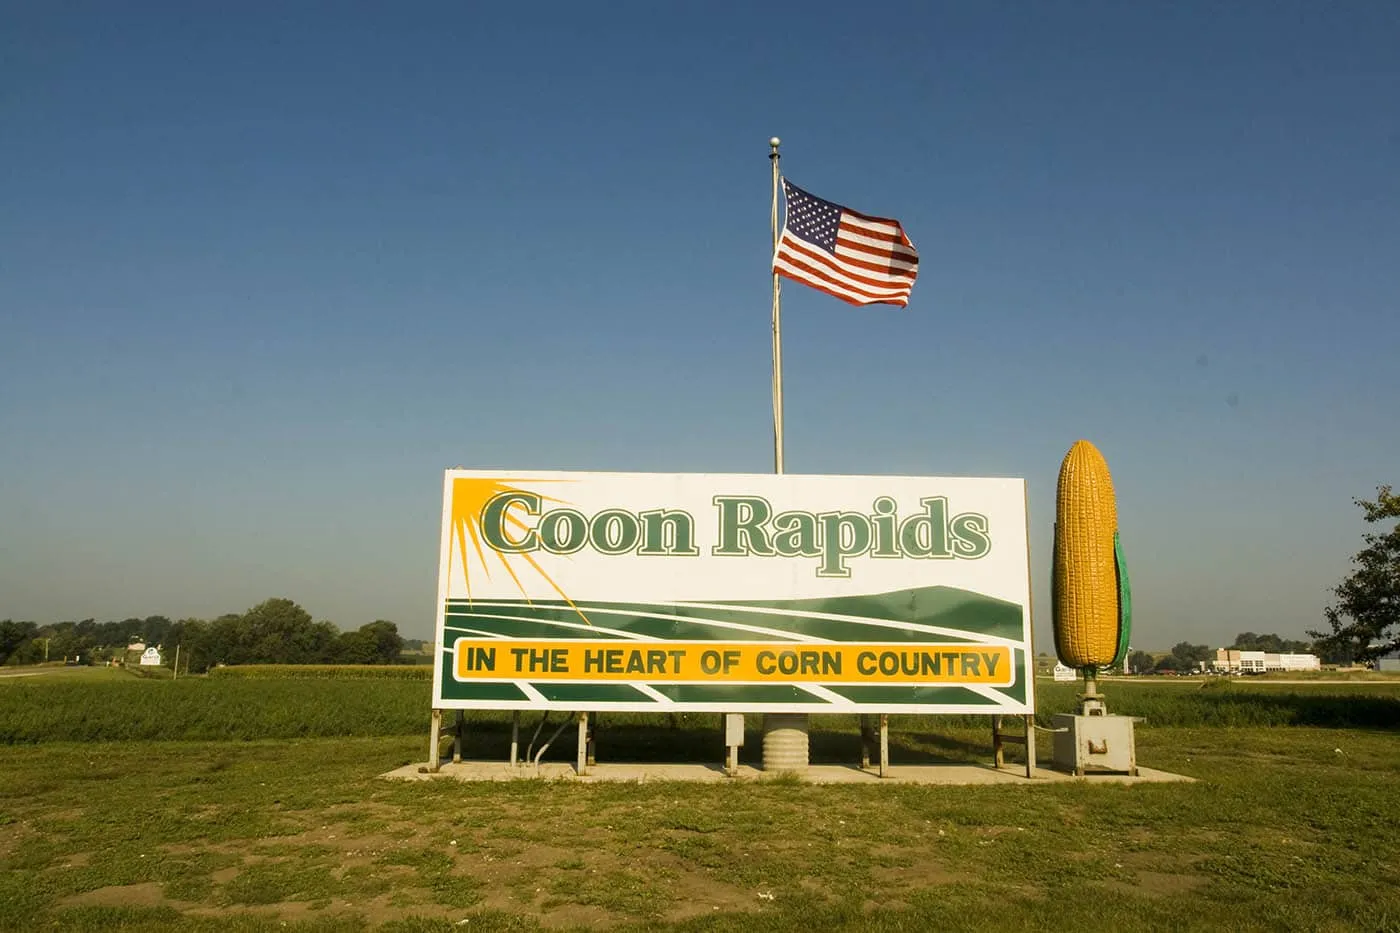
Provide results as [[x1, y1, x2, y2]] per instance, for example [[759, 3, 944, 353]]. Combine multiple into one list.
[[139, 647, 162, 666], [1052, 663, 1077, 682]]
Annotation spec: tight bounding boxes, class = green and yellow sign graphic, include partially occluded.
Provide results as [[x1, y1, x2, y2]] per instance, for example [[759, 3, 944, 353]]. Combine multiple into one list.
[[431, 471, 1035, 714]]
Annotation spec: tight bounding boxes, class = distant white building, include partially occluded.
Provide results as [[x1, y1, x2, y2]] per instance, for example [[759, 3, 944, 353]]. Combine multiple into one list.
[[1240, 651, 1267, 673], [1213, 648, 1318, 673]]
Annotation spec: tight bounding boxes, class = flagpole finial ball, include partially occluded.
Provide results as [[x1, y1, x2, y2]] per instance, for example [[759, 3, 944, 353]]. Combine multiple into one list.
[[769, 137, 781, 149]]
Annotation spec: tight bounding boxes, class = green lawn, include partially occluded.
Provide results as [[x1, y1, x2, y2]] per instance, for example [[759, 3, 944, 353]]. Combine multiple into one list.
[[1, 673, 1398, 931]]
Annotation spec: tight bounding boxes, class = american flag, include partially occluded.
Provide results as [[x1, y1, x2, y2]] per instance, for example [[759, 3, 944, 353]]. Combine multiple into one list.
[[772, 179, 919, 307]]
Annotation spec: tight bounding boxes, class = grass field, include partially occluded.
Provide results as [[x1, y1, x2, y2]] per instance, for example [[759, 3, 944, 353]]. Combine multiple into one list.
[[1, 667, 1399, 931], [3, 665, 1398, 744]]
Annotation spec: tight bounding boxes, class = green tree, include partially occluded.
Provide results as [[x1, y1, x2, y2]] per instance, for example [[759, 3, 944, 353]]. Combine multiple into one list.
[[235, 598, 336, 664], [335, 621, 404, 665], [115, 618, 145, 644], [204, 613, 245, 665], [1153, 655, 1191, 673], [10, 641, 41, 664], [141, 615, 173, 647], [1170, 642, 1212, 669], [163, 618, 215, 674], [1311, 486, 1400, 664], [0, 620, 38, 665], [47, 627, 90, 664], [1230, 632, 1313, 653], [1127, 649, 1155, 674], [363, 620, 403, 664]]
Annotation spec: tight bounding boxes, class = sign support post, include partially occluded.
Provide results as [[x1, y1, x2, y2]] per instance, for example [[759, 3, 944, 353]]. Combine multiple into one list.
[[428, 709, 442, 772], [879, 714, 889, 777], [576, 712, 589, 776], [509, 711, 520, 768]]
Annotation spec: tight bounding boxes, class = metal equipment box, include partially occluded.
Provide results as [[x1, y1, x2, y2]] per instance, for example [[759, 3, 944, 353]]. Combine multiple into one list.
[[1051, 713, 1137, 775]]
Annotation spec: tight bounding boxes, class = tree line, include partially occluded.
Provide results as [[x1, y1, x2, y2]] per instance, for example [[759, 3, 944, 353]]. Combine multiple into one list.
[[1125, 632, 1329, 676], [0, 598, 415, 673]]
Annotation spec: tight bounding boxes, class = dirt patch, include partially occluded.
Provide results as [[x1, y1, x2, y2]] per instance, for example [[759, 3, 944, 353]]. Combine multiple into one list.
[[259, 822, 430, 857], [331, 895, 470, 927], [481, 843, 577, 872], [186, 900, 330, 922], [539, 903, 621, 929], [161, 840, 251, 857], [321, 801, 409, 822], [62, 882, 170, 908], [0, 822, 35, 859], [665, 871, 764, 922], [872, 851, 971, 890], [475, 886, 545, 920], [461, 845, 758, 927], [271, 822, 355, 845], [329, 832, 422, 869], [40, 808, 86, 822], [1136, 871, 1207, 896], [1097, 851, 1207, 899], [1100, 870, 1207, 899]]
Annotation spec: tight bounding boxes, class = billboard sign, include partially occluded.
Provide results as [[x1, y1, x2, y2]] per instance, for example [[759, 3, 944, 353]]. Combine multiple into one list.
[[431, 470, 1035, 714]]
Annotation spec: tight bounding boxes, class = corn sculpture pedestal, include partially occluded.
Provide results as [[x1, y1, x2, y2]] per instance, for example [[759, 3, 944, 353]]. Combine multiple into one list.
[[1050, 440, 1138, 776]]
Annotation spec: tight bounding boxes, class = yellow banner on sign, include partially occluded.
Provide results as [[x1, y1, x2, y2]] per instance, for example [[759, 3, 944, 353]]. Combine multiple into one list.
[[452, 639, 1014, 686]]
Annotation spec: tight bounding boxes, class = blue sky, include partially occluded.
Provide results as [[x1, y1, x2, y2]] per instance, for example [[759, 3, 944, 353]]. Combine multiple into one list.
[[2, 2, 1397, 649]]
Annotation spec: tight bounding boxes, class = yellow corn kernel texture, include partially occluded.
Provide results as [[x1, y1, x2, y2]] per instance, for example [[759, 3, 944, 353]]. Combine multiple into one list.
[[1052, 440, 1121, 668]]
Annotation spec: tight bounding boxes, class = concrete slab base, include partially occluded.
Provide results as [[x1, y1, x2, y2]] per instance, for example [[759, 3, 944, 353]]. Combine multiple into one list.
[[380, 761, 1192, 786]]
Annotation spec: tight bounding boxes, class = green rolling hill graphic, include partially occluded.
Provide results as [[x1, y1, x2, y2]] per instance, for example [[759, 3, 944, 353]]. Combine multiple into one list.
[[444, 585, 1022, 643]]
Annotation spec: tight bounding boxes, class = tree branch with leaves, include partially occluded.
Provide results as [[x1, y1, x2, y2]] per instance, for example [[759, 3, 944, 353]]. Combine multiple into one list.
[[1310, 486, 1400, 664]]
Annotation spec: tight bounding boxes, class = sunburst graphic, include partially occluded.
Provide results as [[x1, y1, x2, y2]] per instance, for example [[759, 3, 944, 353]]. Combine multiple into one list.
[[450, 477, 590, 625]]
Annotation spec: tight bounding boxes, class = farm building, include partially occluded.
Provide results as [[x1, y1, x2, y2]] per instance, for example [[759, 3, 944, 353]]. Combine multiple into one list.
[[1378, 652, 1400, 673]]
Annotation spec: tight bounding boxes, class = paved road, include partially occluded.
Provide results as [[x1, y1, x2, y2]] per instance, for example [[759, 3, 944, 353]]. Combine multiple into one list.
[[1230, 678, 1398, 685], [1107, 677, 1394, 686], [1047, 675, 1397, 686]]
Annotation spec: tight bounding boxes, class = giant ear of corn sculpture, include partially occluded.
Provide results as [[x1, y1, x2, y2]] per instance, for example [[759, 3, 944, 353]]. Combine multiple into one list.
[[1052, 440, 1132, 672]]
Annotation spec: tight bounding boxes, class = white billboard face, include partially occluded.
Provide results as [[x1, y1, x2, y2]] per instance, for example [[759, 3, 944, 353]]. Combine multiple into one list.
[[431, 470, 1035, 715]]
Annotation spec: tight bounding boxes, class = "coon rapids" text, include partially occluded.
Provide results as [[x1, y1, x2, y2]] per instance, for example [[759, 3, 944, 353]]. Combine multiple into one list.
[[479, 492, 991, 578]]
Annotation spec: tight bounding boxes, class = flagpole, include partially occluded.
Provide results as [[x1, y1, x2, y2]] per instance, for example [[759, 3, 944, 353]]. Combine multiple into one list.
[[769, 136, 784, 474], [762, 137, 809, 775]]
